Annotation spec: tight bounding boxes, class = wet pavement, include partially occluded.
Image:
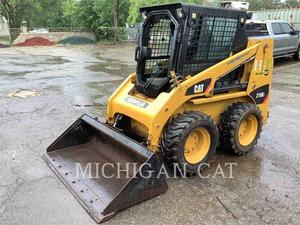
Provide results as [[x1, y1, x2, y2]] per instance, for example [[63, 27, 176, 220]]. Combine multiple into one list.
[[0, 45, 299, 225]]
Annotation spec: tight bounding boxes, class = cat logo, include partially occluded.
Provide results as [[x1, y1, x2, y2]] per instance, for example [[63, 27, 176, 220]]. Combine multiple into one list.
[[185, 78, 211, 96], [194, 84, 205, 94]]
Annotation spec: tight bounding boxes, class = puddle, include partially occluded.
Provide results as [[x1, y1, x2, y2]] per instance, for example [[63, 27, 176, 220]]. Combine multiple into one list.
[[8, 89, 41, 99], [86, 63, 134, 77], [10, 56, 69, 67], [272, 82, 300, 94], [89, 51, 136, 77], [105, 65, 121, 70]]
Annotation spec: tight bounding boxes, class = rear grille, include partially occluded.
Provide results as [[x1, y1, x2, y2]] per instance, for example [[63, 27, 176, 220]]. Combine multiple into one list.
[[183, 16, 238, 75]]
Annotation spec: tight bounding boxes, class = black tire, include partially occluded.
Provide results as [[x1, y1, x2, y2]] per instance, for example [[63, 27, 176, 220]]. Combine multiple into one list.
[[219, 102, 262, 156], [162, 111, 218, 174], [293, 46, 300, 61]]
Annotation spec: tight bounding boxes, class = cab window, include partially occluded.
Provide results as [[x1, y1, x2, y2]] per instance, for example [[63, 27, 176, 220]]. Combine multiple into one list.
[[246, 23, 267, 31], [281, 23, 294, 34], [271, 23, 282, 35]]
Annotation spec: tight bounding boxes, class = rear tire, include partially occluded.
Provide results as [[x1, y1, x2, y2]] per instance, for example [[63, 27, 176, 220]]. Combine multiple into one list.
[[293, 46, 300, 61], [162, 111, 218, 175], [219, 103, 262, 155]]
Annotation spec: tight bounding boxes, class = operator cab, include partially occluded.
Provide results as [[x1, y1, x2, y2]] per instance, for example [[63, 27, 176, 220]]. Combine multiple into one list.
[[135, 3, 250, 97]]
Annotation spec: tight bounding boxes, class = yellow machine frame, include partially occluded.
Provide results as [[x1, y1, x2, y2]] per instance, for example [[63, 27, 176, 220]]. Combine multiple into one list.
[[106, 38, 273, 151]]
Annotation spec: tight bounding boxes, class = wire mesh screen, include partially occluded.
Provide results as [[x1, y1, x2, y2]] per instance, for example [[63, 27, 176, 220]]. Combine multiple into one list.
[[144, 17, 174, 79], [183, 16, 238, 75]]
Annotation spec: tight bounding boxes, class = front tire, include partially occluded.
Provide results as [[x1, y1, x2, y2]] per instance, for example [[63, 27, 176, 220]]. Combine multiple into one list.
[[162, 111, 218, 174], [293, 46, 300, 61], [219, 103, 262, 155]]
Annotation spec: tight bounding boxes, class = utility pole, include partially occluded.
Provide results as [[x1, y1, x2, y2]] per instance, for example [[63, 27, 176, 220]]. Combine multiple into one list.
[[114, 0, 120, 27]]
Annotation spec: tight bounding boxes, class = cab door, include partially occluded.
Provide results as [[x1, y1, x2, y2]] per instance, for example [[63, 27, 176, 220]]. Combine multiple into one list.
[[280, 22, 298, 53], [270, 22, 286, 56], [138, 13, 177, 82]]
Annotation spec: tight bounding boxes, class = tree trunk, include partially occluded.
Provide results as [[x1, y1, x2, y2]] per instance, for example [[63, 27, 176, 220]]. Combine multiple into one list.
[[7, 15, 20, 44], [1, 0, 21, 44], [114, 0, 120, 27]]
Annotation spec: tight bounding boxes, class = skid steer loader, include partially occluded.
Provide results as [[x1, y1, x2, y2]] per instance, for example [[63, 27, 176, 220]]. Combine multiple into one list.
[[44, 3, 273, 223]]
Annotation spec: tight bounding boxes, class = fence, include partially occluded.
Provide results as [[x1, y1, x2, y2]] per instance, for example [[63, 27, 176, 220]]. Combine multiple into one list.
[[0, 27, 142, 46], [252, 7, 300, 30], [4, 23, 300, 46], [95, 27, 141, 42], [291, 22, 300, 31], [124, 27, 141, 42], [25, 27, 141, 42], [27, 27, 90, 33], [3, 27, 140, 42]]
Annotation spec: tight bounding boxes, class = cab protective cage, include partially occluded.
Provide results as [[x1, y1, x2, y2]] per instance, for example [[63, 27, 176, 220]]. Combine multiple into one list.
[[135, 3, 251, 97]]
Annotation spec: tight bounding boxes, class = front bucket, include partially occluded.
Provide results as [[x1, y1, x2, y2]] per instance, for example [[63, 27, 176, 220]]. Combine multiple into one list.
[[43, 114, 168, 223]]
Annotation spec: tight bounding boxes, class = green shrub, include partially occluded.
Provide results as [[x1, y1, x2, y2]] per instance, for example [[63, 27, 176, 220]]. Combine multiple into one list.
[[95, 27, 127, 41]]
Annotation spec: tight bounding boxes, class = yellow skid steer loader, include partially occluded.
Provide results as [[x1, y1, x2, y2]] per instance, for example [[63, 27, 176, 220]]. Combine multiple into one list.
[[44, 3, 273, 223]]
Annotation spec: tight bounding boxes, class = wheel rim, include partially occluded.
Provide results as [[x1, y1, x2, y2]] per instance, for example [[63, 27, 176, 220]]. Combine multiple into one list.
[[238, 114, 258, 146], [184, 128, 211, 164]]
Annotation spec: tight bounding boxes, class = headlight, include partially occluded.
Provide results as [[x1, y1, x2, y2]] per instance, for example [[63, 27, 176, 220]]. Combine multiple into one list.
[[176, 8, 185, 18], [141, 12, 147, 20]]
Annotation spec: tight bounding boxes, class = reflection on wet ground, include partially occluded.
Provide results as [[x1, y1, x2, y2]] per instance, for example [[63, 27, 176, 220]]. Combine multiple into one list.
[[0, 45, 299, 225], [272, 60, 300, 94], [0, 46, 135, 109], [8, 89, 41, 99]]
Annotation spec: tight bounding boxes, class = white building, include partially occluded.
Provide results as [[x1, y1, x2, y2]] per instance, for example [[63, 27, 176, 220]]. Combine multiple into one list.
[[0, 16, 9, 36]]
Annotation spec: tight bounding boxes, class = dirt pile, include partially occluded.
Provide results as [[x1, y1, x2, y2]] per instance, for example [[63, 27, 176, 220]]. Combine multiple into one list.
[[16, 37, 55, 47]]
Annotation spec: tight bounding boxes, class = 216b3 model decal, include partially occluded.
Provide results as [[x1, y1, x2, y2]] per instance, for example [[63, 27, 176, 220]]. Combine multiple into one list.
[[250, 84, 269, 104]]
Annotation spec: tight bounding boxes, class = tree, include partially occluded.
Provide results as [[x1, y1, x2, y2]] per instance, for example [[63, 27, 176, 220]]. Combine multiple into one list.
[[246, 0, 281, 10], [127, 0, 204, 25], [28, 0, 66, 27], [285, 0, 300, 7], [93, 0, 129, 27], [61, 0, 79, 27], [114, 0, 120, 27], [0, 0, 35, 42]]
